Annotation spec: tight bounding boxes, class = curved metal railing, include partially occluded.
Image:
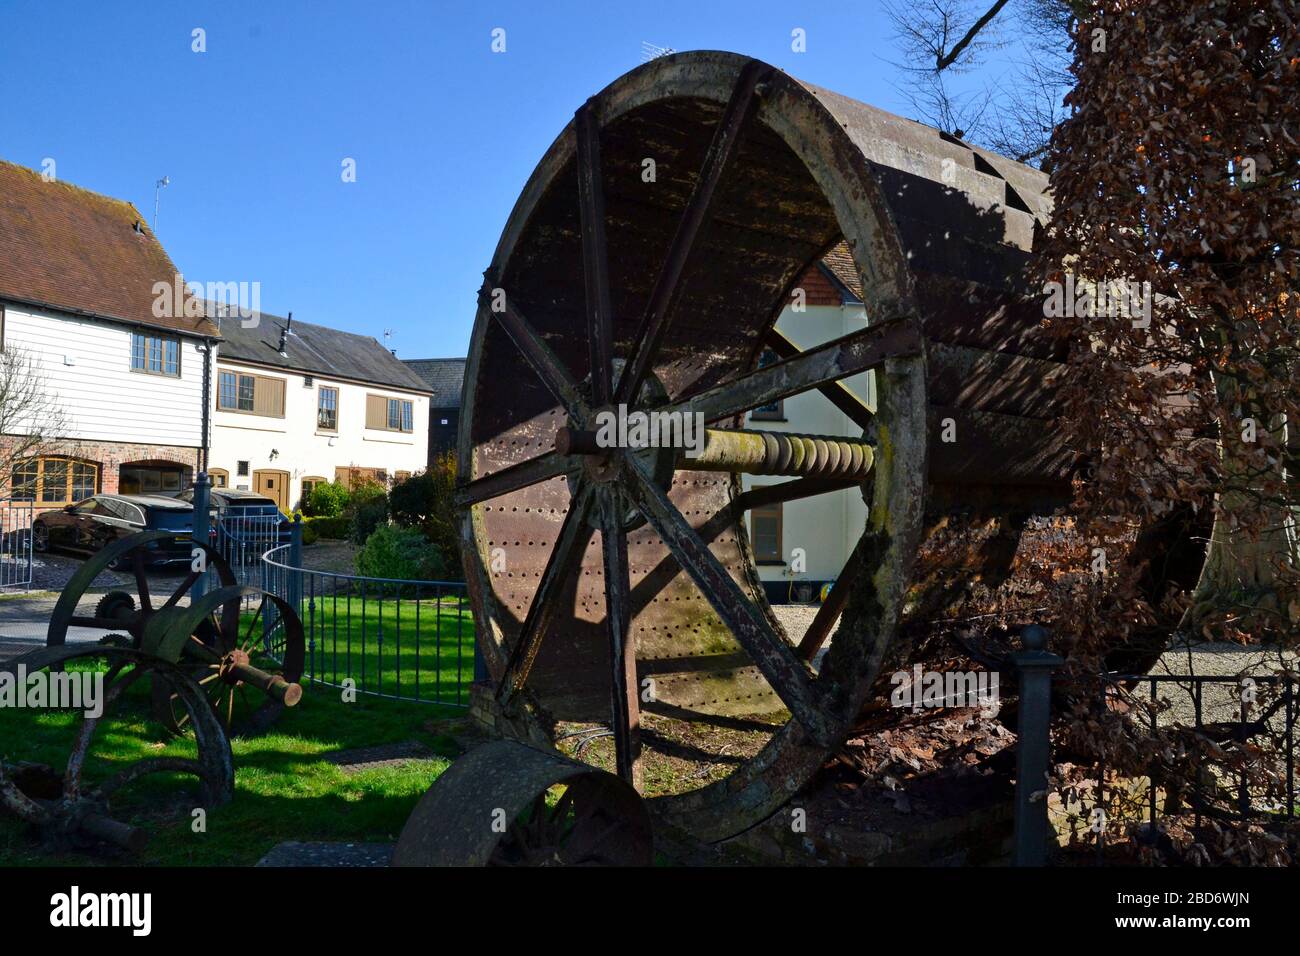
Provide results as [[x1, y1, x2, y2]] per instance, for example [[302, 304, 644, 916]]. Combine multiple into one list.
[[261, 542, 472, 707]]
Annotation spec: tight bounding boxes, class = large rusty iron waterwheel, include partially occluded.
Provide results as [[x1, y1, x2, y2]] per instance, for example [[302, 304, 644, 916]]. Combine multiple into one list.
[[455, 51, 1210, 845]]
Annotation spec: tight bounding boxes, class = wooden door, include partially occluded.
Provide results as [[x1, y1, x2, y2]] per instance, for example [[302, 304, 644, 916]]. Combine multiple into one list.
[[253, 470, 290, 510]]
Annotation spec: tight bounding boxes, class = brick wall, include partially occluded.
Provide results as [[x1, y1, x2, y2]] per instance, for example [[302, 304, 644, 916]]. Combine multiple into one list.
[[790, 263, 845, 307], [0, 435, 199, 511]]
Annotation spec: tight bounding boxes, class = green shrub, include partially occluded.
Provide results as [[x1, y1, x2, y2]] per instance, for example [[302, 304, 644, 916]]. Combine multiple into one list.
[[300, 520, 319, 546], [305, 515, 350, 539], [388, 454, 461, 577], [355, 525, 446, 583], [349, 496, 388, 544], [305, 480, 350, 518]]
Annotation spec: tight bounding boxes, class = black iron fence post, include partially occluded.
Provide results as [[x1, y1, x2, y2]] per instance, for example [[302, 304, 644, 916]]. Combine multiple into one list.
[[191, 472, 210, 604], [1012, 623, 1062, 866], [289, 514, 303, 615]]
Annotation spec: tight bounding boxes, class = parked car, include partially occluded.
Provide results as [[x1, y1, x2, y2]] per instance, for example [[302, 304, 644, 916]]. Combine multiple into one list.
[[175, 487, 291, 561], [31, 494, 195, 567]]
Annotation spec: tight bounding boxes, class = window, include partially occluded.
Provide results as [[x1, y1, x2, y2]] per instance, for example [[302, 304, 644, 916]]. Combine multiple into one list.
[[131, 332, 180, 376], [750, 350, 784, 421], [366, 394, 414, 432], [749, 502, 783, 563], [236, 460, 250, 477], [300, 476, 326, 501], [390, 398, 414, 432], [120, 464, 188, 495], [318, 386, 338, 431], [217, 368, 285, 416], [208, 468, 229, 488], [335, 466, 388, 489], [11, 458, 99, 505]]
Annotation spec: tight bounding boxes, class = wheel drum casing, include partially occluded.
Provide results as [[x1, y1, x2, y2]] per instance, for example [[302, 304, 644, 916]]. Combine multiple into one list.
[[458, 51, 1205, 842]]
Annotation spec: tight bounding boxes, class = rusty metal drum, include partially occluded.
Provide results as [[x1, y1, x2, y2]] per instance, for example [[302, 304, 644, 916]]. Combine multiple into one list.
[[453, 51, 1207, 844]]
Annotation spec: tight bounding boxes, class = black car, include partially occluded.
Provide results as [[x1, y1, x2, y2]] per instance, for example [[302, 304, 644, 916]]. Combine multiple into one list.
[[175, 487, 291, 557], [32, 494, 196, 567]]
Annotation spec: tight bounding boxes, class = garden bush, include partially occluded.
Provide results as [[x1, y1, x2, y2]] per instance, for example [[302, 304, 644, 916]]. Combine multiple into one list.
[[347, 481, 389, 544], [388, 453, 461, 577], [305, 515, 350, 540], [305, 480, 351, 518], [354, 525, 446, 582]]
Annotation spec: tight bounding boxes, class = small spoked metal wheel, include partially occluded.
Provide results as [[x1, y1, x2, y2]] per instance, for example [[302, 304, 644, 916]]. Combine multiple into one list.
[[392, 740, 653, 867], [0, 643, 233, 854], [150, 585, 306, 737], [46, 531, 306, 737]]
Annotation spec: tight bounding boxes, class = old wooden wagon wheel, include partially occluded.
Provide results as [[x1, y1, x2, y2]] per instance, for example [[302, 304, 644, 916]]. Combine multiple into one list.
[[456, 51, 1211, 843], [0, 643, 233, 853], [392, 740, 652, 866], [46, 531, 305, 736]]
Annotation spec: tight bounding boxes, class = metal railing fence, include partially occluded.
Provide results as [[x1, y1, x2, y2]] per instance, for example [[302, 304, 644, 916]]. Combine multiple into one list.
[[261, 530, 472, 707]]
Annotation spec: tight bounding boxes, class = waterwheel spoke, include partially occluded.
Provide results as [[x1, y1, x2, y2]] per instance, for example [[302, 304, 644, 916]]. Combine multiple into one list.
[[620, 455, 833, 745], [161, 571, 203, 611], [796, 544, 869, 662], [614, 60, 771, 407], [662, 317, 923, 424], [64, 666, 143, 799], [599, 492, 642, 788], [497, 484, 598, 701], [454, 451, 578, 509], [766, 327, 875, 428], [576, 99, 615, 405], [93, 757, 208, 799], [480, 289, 591, 423], [69, 615, 124, 629], [241, 600, 266, 653], [132, 551, 152, 612], [732, 476, 863, 512]]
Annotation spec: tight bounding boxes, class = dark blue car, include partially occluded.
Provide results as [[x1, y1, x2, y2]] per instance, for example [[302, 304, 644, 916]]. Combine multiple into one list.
[[32, 494, 195, 567]]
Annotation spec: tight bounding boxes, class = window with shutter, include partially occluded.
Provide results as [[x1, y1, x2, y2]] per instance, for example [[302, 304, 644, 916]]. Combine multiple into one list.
[[367, 394, 414, 432], [217, 369, 285, 417]]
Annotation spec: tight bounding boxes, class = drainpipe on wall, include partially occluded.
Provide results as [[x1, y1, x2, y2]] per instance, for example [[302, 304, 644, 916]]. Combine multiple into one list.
[[199, 337, 213, 473]]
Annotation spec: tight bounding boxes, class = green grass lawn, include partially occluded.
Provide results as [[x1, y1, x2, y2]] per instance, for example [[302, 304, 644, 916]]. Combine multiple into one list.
[[260, 592, 476, 706], [0, 657, 465, 866]]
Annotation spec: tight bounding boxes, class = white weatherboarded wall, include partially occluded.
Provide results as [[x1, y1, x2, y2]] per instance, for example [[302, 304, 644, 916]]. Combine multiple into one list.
[[742, 302, 874, 591], [4, 302, 208, 447]]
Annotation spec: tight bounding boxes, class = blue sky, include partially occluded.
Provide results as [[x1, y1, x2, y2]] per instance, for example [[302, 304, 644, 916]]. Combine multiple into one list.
[[1, 0, 1002, 359]]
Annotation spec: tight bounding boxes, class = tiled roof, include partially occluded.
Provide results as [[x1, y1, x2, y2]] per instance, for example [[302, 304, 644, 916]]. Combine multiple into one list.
[[213, 308, 432, 393], [402, 358, 466, 409], [819, 242, 865, 303], [0, 160, 217, 336]]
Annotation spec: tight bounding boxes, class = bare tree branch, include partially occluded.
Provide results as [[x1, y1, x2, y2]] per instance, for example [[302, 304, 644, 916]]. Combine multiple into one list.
[[0, 347, 74, 495]]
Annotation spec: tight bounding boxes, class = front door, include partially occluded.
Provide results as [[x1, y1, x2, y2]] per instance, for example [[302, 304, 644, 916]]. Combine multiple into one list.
[[253, 470, 290, 510]]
